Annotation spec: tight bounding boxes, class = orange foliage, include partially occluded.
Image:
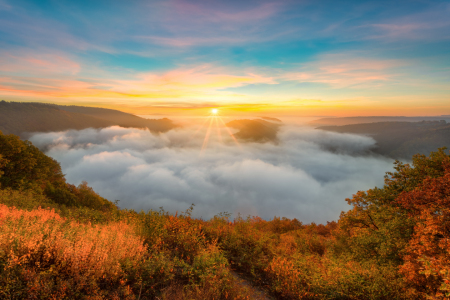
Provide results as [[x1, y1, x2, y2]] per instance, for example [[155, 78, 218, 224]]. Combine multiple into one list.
[[397, 163, 450, 299], [0, 204, 146, 298]]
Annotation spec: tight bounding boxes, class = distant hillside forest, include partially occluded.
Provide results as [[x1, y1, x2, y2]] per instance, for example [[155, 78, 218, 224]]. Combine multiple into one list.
[[0, 101, 176, 137], [1, 131, 450, 299], [310, 116, 450, 127], [226, 119, 281, 143], [319, 121, 450, 159]]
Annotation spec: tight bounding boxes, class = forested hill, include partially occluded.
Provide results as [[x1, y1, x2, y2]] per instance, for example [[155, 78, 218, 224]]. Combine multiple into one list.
[[2, 127, 450, 299], [56, 104, 174, 132], [318, 121, 450, 159], [226, 119, 281, 143], [310, 115, 450, 126], [0, 101, 176, 137]]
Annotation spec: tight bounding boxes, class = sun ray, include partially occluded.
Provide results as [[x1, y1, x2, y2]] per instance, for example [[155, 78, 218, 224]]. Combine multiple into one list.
[[193, 116, 211, 138], [200, 117, 214, 154], [214, 116, 223, 144], [217, 116, 242, 149]]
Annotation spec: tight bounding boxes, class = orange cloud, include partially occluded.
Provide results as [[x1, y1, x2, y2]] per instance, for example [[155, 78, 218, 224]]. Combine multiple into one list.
[[0, 64, 275, 104]]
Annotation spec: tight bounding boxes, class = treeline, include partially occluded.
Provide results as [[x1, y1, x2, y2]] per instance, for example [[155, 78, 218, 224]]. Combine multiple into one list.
[[0, 101, 176, 137], [1, 130, 450, 299]]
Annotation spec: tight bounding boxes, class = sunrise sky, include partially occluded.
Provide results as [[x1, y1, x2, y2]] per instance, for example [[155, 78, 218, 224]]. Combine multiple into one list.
[[0, 0, 449, 117]]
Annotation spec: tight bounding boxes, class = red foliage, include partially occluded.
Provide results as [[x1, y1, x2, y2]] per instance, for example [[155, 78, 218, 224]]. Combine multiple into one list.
[[397, 162, 450, 298]]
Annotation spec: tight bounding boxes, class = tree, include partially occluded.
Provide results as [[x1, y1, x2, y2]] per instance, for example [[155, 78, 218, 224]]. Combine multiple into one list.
[[0, 154, 7, 181], [0, 131, 64, 190], [337, 148, 450, 264], [0, 131, 116, 212], [397, 162, 450, 299]]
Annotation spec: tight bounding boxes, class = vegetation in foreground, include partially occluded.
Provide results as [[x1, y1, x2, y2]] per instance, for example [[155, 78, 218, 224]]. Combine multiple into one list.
[[0, 130, 450, 299]]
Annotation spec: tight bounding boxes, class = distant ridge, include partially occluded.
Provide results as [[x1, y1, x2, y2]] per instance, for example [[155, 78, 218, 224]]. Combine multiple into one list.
[[318, 121, 450, 159], [56, 105, 175, 133], [310, 116, 450, 127], [0, 101, 176, 138]]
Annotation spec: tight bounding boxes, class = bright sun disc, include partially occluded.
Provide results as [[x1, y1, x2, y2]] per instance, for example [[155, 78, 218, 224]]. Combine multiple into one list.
[[212, 109, 218, 114]]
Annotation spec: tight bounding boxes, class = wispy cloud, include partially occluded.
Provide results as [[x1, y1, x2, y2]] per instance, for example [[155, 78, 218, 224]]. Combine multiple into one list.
[[282, 53, 406, 88], [358, 3, 450, 41], [0, 0, 11, 11], [169, 1, 279, 24], [0, 49, 80, 76], [133, 1, 285, 48], [0, 63, 275, 103]]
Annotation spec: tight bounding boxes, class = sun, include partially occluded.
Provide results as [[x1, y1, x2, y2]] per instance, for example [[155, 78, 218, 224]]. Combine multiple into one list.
[[212, 108, 218, 114]]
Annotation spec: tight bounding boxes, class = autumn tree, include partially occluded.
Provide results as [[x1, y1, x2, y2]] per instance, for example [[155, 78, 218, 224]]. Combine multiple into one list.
[[397, 161, 450, 299], [337, 148, 450, 264]]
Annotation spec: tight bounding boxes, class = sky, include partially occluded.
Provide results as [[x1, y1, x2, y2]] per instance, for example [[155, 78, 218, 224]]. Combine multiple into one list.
[[0, 0, 449, 117]]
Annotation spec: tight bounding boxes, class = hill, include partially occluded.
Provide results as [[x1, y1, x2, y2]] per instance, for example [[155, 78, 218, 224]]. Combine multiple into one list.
[[56, 104, 175, 132], [226, 119, 281, 143], [310, 115, 450, 127], [2, 130, 450, 299], [0, 101, 176, 137], [318, 121, 450, 159]]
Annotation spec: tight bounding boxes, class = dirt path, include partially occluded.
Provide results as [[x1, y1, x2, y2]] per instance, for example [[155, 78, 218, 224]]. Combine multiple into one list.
[[230, 270, 275, 300]]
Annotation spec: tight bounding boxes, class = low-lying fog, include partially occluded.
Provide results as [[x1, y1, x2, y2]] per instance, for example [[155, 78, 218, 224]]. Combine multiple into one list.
[[30, 121, 394, 223]]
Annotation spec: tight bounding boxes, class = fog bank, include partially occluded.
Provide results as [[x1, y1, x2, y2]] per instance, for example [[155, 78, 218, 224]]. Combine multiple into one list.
[[30, 124, 393, 223]]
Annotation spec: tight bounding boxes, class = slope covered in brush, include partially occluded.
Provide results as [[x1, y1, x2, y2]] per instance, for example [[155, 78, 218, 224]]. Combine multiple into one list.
[[2, 130, 450, 299]]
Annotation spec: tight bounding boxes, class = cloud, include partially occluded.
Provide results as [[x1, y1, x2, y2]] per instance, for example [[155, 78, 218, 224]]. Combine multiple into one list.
[[282, 53, 406, 88], [0, 64, 275, 103], [169, 1, 279, 24], [29, 123, 394, 223], [0, 50, 80, 76], [363, 3, 450, 41], [135, 1, 284, 47], [0, 0, 11, 11]]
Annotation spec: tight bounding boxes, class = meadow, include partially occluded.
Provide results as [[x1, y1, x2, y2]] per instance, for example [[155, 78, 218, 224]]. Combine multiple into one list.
[[1, 130, 449, 299]]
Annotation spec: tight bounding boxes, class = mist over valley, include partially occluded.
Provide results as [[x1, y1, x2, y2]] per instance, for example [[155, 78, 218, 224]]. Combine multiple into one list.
[[28, 118, 394, 223]]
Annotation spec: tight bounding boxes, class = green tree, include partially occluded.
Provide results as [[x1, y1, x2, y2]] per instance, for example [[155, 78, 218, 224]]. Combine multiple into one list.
[[0, 131, 64, 191], [0, 131, 116, 212]]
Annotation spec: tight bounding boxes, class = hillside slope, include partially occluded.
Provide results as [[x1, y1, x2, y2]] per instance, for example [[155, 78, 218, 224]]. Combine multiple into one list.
[[318, 121, 450, 159], [0, 101, 176, 137], [57, 104, 174, 132], [2, 130, 450, 299], [226, 119, 281, 142], [310, 116, 450, 127]]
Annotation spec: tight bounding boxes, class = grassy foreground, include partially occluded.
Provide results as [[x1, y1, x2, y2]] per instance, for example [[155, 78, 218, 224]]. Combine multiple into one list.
[[1, 131, 450, 299]]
